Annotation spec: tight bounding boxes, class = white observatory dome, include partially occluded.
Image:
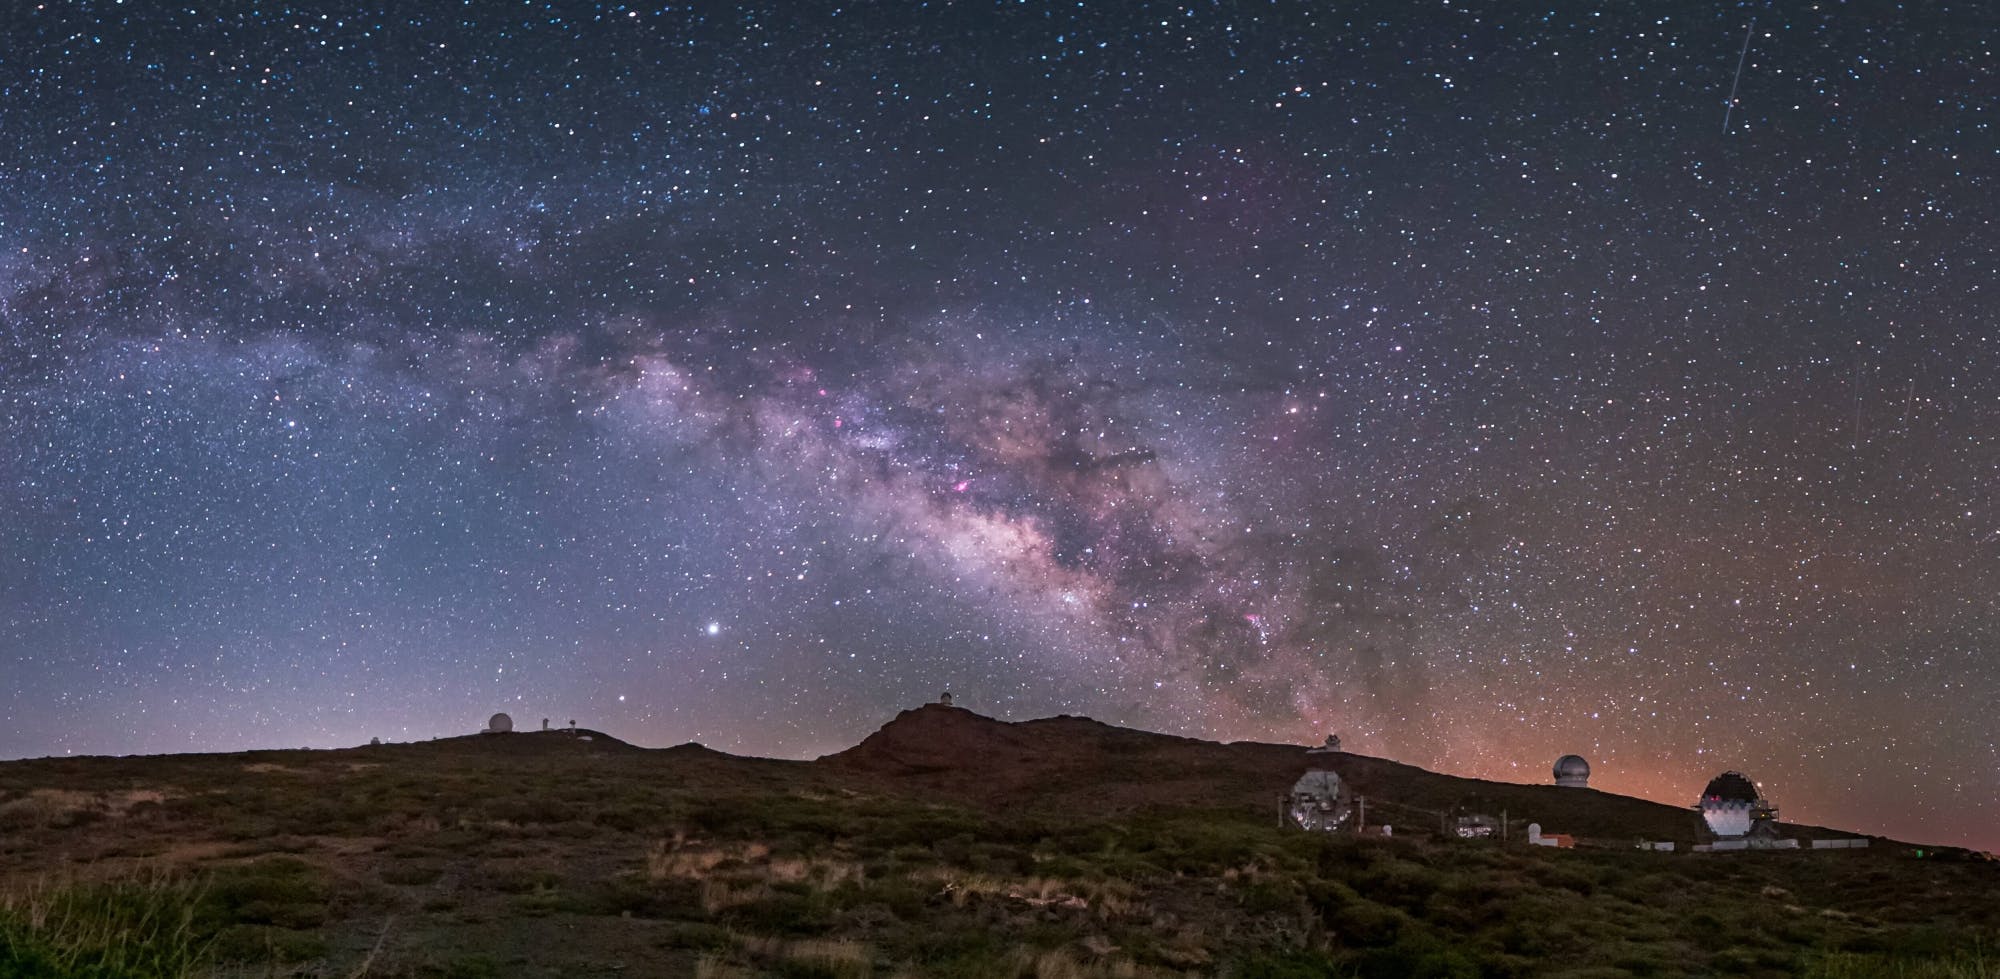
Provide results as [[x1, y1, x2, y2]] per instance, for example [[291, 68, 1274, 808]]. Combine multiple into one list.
[[486, 712, 514, 734], [1553, 754, 1590, 788]]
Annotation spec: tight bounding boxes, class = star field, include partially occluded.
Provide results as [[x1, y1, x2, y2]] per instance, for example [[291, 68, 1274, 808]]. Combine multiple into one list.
[[1, 2, 1994, 851]]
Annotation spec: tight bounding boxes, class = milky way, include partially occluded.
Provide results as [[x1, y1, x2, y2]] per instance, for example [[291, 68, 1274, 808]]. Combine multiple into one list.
[[1, 3, 1994, 850]]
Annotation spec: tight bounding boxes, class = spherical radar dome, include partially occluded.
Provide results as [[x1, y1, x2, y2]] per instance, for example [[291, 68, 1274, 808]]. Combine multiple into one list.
[[1553, 754, 1590, 787], [487, 712, 514, 734]]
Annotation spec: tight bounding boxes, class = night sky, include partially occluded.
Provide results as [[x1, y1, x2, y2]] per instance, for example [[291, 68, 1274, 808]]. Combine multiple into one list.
[[1, 2, 1993, 851]]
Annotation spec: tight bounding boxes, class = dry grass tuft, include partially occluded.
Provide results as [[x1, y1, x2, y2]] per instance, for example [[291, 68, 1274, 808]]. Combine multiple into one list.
[[0, 788, 162, 829], [650, 840, 733, 880], [788, 937, 872, 977], [649, 836, 863, 892], [731, 934, 873, 978], [700, 879, 774, 913], [1807, 949, 2000, 979], [0, 864, 210, 976], [1016, 947, 1174, 979], [117, 789, 167, 809], [0, 789, 104, 828], [694, 953, 753, 979], [1221, 858, 1274, 882], [240, 763, 309, 776], [920, 870, 1136, 918], [766, 855, 863, 887]]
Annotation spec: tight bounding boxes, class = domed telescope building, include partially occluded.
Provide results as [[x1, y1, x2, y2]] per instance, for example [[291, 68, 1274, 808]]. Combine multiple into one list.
[[1452, 798, 1502, 839], [1696, 770, 1778, 840], [486, 712, 514, 734], [1287, 769, 1354, 832], [1553, 754, 1590, 788]]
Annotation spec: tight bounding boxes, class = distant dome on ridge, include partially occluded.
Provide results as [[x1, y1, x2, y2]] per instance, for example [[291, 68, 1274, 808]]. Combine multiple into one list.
[[486, 712, 514, 734], [1553, 754, 1590, 787]]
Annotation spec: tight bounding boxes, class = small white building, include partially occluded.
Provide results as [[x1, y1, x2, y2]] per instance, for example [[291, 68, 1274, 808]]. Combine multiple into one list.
[[1526, 823, 1574, 848]]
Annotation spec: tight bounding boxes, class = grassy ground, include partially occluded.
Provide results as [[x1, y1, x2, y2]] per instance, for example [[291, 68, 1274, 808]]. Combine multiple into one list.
[[0, 736, 1994, 978]]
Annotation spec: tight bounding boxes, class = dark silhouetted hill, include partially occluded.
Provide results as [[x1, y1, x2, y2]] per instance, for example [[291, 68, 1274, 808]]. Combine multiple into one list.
[[819, 704, 1882, 848]]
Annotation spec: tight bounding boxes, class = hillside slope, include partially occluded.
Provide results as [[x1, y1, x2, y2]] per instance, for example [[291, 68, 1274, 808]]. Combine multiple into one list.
[[1, 707, 1992, 978], [822, 704, 1878, 848]]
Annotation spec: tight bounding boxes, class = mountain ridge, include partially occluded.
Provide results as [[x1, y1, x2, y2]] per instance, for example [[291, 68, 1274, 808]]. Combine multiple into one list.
[[0, 704, 1923, 852], [815, 703, 1894, 849]]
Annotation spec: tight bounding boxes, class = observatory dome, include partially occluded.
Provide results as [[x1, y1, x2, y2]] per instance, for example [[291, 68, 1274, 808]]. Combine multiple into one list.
[[486, 712, 514, 734], [1697, 770, 1776, 839], [1701, 771, 1759, 804], [1553, 754, 1590, 788], [1287, 769, 1352, 833]]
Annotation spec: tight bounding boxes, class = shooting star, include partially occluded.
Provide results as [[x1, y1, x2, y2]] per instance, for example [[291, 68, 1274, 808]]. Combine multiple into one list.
[[1722, 19, 1755, 134]]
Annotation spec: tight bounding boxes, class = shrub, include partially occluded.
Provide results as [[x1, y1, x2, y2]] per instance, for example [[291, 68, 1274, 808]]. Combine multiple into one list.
[[1327, 900, 1406, 947], [658, 921, 735, 951], [716, 889, 832, 935], [1349, 934, 1482, 979], [207, 923, 327, 963], [201, 857, 329, 931], [1527, 861, 1596, 896], [380, 860, 446, 886], [1241, 878, 1304, 916], [1230, 949, 1348, 979], [1351, 860, 1445, 911], [595, 804, 663, 833], [437, 955, 504, 979]]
